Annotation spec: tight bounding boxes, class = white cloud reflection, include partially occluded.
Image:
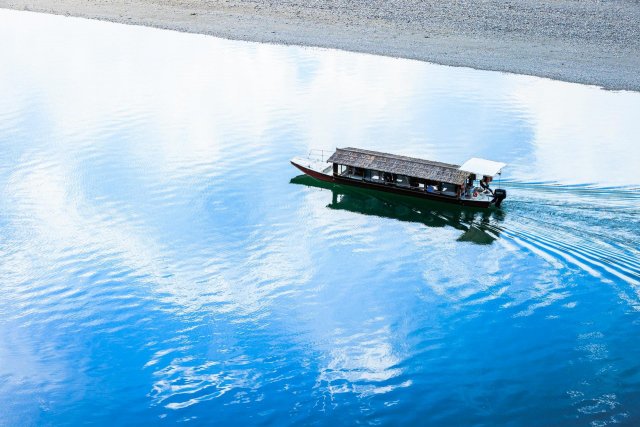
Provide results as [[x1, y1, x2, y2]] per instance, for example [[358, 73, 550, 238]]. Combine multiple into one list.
[[1, 9, 639, 417]]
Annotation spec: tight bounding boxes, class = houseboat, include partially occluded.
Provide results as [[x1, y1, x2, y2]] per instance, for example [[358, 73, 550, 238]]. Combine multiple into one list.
[[290, 147, 507, 208]]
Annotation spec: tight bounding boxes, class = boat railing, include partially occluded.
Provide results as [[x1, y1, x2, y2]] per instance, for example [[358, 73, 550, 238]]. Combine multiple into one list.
[[307, 149, 331, 163]]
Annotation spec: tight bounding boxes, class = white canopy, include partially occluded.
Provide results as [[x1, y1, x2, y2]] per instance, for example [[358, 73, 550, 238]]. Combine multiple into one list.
[[459, 158, 506, 176]]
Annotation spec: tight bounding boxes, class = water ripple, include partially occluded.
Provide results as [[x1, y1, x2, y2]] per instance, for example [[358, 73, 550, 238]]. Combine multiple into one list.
[[2, 8, 640, 426]]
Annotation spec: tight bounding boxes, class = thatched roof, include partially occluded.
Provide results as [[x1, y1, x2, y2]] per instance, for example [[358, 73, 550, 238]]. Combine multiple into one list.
[[327, 147, 470, 185]]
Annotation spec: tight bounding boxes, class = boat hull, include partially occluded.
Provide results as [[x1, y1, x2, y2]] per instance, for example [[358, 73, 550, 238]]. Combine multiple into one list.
[[290, 160, 493, 208]]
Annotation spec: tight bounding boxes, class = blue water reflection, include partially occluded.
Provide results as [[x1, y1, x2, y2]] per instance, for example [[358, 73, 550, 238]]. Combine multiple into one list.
[[1, 9, 639, 426]]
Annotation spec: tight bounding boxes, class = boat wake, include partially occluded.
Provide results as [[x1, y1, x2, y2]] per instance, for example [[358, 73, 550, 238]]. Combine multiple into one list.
[[485, 183, 640, 308], [292, 174, 640, 308]]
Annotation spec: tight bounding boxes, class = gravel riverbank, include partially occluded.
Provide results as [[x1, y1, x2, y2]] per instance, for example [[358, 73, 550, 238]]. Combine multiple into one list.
[[2, 0, 639, 91]]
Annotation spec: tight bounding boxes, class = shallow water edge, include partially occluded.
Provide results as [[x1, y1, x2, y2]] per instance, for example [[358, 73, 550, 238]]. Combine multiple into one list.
[[2, 2, 639, 91]]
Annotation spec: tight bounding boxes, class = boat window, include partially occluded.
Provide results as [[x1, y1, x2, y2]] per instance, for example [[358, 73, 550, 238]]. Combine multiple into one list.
[[439, 183, 459, 196], [338, 165, 365, 179], [396, 175, 410, 187], [364, 169, 380, 181]]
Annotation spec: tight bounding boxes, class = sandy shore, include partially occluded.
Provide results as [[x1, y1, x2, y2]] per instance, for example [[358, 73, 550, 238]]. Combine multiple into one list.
[[2, 0, 639, 91]]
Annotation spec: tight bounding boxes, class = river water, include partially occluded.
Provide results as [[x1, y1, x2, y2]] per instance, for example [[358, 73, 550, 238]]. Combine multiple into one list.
[[1, 9, 639, 426]]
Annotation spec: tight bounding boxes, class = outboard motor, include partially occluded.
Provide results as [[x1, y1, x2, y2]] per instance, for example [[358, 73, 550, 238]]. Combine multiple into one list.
[[491, 189, 507, 208]]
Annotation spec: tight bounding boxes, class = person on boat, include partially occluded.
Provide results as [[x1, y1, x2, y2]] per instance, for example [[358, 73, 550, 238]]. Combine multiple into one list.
[[480, 176, 493, 194], [464, 177, 474, 198]]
